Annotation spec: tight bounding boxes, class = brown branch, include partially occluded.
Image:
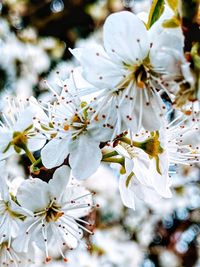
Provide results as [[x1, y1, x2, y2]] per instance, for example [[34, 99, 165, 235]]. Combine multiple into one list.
[[180, 0, 200, 52]]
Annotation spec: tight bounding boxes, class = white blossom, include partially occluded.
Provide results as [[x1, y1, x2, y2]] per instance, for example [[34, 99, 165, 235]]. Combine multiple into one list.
[[117, 116, 199, 209], [40, 76, 112, 179], [0, 242, 29, 267], [13, 166, 94, 263], [0, 161, 30, 266], [0, 161, 27, 241], [0, 97, 46, 161], [71, 9, 185, 136]]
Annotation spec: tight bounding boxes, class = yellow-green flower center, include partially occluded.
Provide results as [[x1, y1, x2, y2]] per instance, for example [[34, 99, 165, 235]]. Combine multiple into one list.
[[35, 201, 63, 223], [1, 201, 25, 220], [117, 57, 151, 91], [63, 102, 89, 137], [12, 131, 28, 148], [45, 204, 63, 223], [139, 131, 164, 158]]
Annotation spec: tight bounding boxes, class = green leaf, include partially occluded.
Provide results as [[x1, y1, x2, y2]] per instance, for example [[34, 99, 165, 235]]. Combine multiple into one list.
[[147, 0, 165, 29], [162, 15, 180, 28], [191, 42, 200, 70], [166, 0, 178, 11]]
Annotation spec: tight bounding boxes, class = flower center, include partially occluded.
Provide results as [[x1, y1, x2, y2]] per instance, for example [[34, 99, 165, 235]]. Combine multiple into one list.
[[63, 114, 89, 133], [12, 131, 28, 147], [0, 201, 25, 219], [45, 202, 63, 223], [63, 102, 89, 138], [134, 64, 148, 89], [71, 114, 87, 129], [120, 131, 164, 175], [3, 131, 28, 154], [117, 60, 151, 92], [139, 131, 164, 174], [139, 131, 164, 158], [0, 241, 8, 249]]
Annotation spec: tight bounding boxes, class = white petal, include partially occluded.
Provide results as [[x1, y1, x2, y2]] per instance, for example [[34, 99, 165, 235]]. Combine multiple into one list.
[[14, 107, 35, 132], [12, 223, 32, 253], [10, 200, 31, 217], [150, 33, 184, 78], [41, 138, 69, 169], [119, 175, 135, 209], [133, 154, 151, 185], [142, 100, 164, 130], [125, 158, 134, 175], [57, 217, 79, 248], [0, 148, 15, 161], [115, 144, 131, 159], [63, 187, 92, 218], [79, 45, 124, 88], [27, 134, 46, 152], [137, 12, 148, 23], [0, 160, 6, 170], [34, 223, 53, 251], [149, 152, 172, 198], [69, 47, 83, 61], [151, 31, 183, 56], [69, 135, 102, 180], [0, 161, 9, 201], [0, 131, 12, 153], [69, 66, 95, 91], [30, 98, 50, 127], [49, 165, 71, 201], [132, 179, 162, 205], [119, 99, 138, 133], [17, 178, 49, 212], [134, 90, 164, 131], [87, 119, 113, 143], [104, 11, 149, 64]]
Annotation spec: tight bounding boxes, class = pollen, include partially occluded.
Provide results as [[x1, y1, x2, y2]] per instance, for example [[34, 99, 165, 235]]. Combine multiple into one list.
[[94, 115, 99, 121], [64, 124, 69, 131], [137, 80, 145, 89], [45, 256, 52, 263]]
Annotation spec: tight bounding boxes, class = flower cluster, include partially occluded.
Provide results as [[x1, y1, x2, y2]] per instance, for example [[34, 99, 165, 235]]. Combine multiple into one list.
[[0, 159, 94, 265], [0, 1, 199, 266], [0, 17, 64, 101]]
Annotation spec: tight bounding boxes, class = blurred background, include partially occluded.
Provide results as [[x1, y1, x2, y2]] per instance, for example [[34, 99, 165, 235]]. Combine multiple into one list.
[[1, 0, 200, 266]]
